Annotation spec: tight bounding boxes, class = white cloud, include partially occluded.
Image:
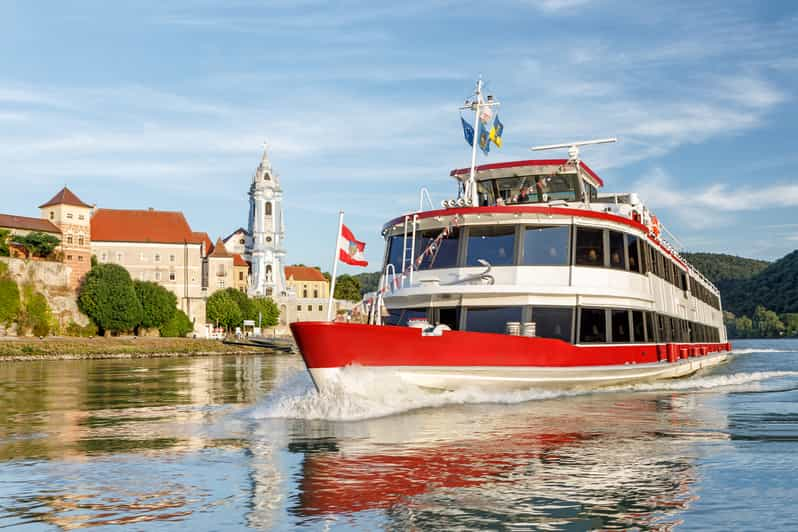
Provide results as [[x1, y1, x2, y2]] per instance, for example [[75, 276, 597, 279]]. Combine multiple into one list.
[[535, 0, 596, 14]]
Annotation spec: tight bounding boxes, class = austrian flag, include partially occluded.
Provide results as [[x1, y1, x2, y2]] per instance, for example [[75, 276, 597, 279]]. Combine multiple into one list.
[[339, 224, 368, 267]]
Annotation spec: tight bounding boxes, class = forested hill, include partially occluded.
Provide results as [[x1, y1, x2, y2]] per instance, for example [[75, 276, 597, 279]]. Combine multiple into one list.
[[720, 250, 798, 317], [681, 252, 770, 285]]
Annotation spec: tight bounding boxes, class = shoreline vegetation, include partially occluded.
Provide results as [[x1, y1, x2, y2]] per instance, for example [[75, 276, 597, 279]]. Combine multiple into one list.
[[0, 336, 268, 361]]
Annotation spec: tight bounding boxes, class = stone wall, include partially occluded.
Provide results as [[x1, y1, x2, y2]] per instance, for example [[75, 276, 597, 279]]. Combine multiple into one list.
[[0, 257, 89, 336]]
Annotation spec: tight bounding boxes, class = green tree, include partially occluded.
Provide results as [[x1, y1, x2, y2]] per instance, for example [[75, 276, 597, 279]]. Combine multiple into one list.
[[0, 229, 10, 257], [17, 283, 53, 336], [78, 264, 143, 334], [0, 277, 20, 325], [353, 271, 381, 295], [334, 274, 362, 302], [159, 309, 194, 337], [134, 280, 177, 330], [753, 305, 785, 337], [723, 311, 737, 338], [222, 288, 255, 321], [206, 290, 242, 331], [250, 297, 280, 327], [782, 313, 798, 337], [735, 315, 753, 338], [16, 232, 60, 258]]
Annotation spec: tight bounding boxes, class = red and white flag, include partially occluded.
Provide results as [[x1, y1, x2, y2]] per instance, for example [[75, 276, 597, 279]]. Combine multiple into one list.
[[339, 224, 368, 267]]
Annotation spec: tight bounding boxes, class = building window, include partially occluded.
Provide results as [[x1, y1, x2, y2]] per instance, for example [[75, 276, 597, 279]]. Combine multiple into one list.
[[155, 254, 161, 262], [169, 271, 176, 281], [66, 213, 73, 219], [239, 238, 245, 245], [575, 227, 604, 267], [140, 272, 146, 280], [522, 226, 570, 266], [218, 279, 225, 288], [139, 252, 145, 261], [303, 289, 308, 298], [579, 308, 606, 343], [78, 236, 84, 246], [66, 235, 73, 244], [266, 236, 272, 243], [313, 289, 319, 298], [77, 256, 83, 262], [297, 305, 302, 311], [239, 272, 244, 281], [318, 305, 323, 311], [155, 271, 161, 281], [49, 211, 54, 219], [265, 202, 272, 216], [466, 226, 515, 267], [100, 252, 107, 262], [116, 252, 123, 262], [79, 214, 84, 220], [67, 255, 73, 260], [169, 254, 175, 263], [307, 305, 312, 311]]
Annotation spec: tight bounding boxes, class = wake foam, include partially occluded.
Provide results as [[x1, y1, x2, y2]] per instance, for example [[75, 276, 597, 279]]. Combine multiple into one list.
[[731, 348, 792, 355], [252, 367, 798, 422]]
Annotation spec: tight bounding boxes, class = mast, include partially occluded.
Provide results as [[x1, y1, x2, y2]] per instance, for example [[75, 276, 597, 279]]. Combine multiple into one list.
[[460, 78, 500, 206]]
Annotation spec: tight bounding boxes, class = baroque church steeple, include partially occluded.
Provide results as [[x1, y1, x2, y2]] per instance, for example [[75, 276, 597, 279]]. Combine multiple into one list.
[[246, 146, 289, 297]]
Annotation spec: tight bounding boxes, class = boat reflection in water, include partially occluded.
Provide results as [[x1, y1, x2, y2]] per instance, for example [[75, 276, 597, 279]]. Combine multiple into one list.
[[277, 391, 729, 530]]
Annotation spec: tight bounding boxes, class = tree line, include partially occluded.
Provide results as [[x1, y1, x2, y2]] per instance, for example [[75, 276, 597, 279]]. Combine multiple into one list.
[[724, 306, 798, 339]]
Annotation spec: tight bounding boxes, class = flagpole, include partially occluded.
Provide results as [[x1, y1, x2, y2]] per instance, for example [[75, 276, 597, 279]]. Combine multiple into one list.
[[326, 210, 344, 321], [467, 78, 482, 206]]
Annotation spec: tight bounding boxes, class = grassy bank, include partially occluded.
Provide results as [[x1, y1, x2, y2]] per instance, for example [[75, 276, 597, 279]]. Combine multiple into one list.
[[0, 336, 266, 360]]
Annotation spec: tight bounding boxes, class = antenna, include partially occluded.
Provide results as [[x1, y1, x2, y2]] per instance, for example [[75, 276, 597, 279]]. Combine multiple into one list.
[[531, 137, 617, 162]]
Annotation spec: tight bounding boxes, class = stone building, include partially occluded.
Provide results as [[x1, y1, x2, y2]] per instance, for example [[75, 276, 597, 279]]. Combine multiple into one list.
[[207, 238, 235, 292], [90, 208, 208, 330], [0, 214, 62, 258], [233, 253, 249, 292], [38, 188, 93, 289], [284, 266, 331, 323], [223, 228, 248, 259]]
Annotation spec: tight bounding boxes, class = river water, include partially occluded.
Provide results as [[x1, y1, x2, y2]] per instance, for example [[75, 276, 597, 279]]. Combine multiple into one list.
[[0, 339, 796, 530]]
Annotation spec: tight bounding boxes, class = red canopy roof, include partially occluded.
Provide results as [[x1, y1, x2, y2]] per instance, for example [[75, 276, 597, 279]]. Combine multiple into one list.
[[449, 159, 604, 187]]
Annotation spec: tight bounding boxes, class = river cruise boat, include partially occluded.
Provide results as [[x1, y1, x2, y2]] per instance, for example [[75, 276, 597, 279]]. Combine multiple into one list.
[[291, 82, 731, 393]]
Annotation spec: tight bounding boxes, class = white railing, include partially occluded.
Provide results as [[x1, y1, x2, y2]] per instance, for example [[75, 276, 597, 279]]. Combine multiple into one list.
[[418, 187, 434, 212]]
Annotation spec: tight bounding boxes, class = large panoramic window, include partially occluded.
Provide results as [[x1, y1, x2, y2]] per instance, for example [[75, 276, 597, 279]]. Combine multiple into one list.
[[522, 226, 570, 266], [632, 310, 645, 342], [575, 227, 604, 267], [466, 226, 515, 267], [579, 308, 606, 343], [385, 235, 405, 273], [627, 235, 641, 273], [611, 309, 631, 342], [416, 228, 460, 270], [609, 231, 627, 270], [532, 307, 572, 342], [481, 173, 581, 206], [465, 306, 523, 334], [385, 308, 427, 327]]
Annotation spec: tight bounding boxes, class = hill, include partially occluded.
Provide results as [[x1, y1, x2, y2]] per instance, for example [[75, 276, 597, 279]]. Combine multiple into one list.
[[720, 250, 798, 317], [681, 252, 770, 285]]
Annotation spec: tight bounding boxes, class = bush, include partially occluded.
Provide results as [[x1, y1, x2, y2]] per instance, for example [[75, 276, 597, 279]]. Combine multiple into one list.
[[334, 274, 362, 302], [206, 290, 242, 331], [78, 264, 143, 334], [0, 278, 20, 325], [16, 232, 60, 259], [17, 283, 53, 336], [251, 297, 280, 327], [159, 309, 194, 337], [134, 280, 177, 330], [65, 320, 98, 337], [0, 230, 10, 257]]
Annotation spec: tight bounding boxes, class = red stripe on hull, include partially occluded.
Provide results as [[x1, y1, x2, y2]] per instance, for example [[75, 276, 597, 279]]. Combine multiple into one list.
[[290, 322, 731, 369]]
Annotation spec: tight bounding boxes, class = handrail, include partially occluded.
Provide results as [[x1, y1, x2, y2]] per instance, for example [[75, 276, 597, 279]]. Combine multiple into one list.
[[418, 187, 435, 212]]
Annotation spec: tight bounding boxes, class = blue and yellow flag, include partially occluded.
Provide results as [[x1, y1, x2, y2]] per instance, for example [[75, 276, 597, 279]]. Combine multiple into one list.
[[461, 117, 474, 147], [490, 115, 504, 148], [478, 119, 491, 155]]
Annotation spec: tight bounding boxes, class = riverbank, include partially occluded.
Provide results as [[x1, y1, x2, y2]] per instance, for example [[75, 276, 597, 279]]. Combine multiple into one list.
[[0, 336, 267, 361]]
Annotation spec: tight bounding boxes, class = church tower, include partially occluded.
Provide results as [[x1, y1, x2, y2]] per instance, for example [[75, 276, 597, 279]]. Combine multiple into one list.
[[246, 147, 289, 297]]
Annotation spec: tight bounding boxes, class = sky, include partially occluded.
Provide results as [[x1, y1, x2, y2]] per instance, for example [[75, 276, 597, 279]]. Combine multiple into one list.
[[1, 0, 797, 271]]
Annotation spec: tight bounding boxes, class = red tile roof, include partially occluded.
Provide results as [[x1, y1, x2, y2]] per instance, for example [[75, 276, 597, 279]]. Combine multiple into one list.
[[285, 266, 326, 282], [0, 213, 61, 234], [232, 253, 248, 267], [192, 231, 213, 255], [91, 208, 200, 244], [38, 187, 92, 209], [209, 238, 232, 258]]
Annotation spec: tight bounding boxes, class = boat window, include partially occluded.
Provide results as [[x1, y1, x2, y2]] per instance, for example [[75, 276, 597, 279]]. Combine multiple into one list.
[[574, 227, 604, 267], [477, 181, 495, 207], [627, 235, 641, 273], [465, 225, 515, 267], [632, 310, 645, 342], [645, 312, 656, 343], [482, 173, 580, 206], [579, 308, 606, 343], [385, 308, 427, 327], [609, 231, 627, 270], [385, 235, 405, 273], [532, 307, 572, 342], [465, 306, 523, 334], [436, 307, 461, 331], [416, 228, 460, 270], [522, 226, 570, 266], [611, 309, 631, 342]]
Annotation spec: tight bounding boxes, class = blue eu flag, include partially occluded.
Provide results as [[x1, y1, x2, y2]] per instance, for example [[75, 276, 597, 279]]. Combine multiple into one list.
[[461, 117, 474, 147]]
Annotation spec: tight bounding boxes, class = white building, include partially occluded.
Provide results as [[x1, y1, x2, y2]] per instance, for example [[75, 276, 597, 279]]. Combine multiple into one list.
[[247, 148, 290, 298]]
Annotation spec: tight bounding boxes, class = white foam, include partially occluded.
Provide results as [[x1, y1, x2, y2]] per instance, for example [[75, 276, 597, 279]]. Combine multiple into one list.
[[731, 348, 792, 355], [252, 367, 798, 422]]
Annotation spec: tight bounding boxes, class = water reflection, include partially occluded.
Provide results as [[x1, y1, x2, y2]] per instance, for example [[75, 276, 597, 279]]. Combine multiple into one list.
[[273, 393, 728, 530]]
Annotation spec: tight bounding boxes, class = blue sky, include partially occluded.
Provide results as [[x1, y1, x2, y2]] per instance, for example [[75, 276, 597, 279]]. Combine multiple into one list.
[[1, 0, 797, 271]]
